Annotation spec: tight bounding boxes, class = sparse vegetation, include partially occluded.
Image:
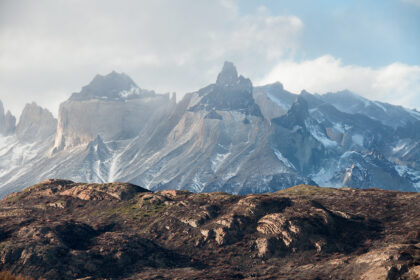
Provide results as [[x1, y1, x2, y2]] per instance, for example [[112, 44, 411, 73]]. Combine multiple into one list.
[[0, 180, 418, 279], [0, 271, 35, 280], [276, 184, 338, 195]]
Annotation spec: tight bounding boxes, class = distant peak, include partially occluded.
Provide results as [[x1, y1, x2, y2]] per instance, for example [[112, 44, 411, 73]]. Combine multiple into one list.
[[69, 71, 142, 101], [329, 90, 367, 100], [216, 61, 238, 85], [21, 102, 53, 116], [272, 95, 309, 129], [90, 71, 136, 87], [293, 95, 309, 112], [270, 82, 284, 90]]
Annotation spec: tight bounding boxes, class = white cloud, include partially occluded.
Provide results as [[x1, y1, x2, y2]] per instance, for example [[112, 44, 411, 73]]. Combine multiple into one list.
[[258, 55, 420, 110], [0, 0, 302, 117]]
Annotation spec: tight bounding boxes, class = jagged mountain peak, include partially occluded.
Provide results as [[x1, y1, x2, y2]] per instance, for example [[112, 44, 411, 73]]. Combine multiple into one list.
[[216, 61, 238, 86], [267, 81, 285, 91], [190, 61, 260, 115], [0, 100, 16, 136], [18, 102, 55, 124], [287, 95, 310, 120], [272, 95, 310, 129], [214, 61, 252, 89], [293, 95, 310, 111], [69, 71, 155, 101], [88, 71, 137, 91], [16, 102, 57, 141]]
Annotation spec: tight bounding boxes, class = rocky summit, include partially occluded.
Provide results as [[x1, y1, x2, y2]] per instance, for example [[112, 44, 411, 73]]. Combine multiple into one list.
[[0, 180, 419, 279]]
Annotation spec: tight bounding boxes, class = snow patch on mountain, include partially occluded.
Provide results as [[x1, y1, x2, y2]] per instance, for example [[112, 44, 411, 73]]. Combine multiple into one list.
[[119, 86, 142, 99], [267, 93, 289, 110], [374, 101, 388, 112], [392, 140, 409, 153], [305, 120, 337, 147], [211, 152, 231, 172], [310, 167, 336, 187], [352, 134, 364, 147], [273, 149, 295, 170], [191, 172, 206, 192], [395, 165, 420, 191]]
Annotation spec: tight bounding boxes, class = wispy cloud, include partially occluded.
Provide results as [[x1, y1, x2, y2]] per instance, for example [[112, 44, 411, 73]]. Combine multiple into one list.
[[259, 55, 420, 110], [0, 0, 302, 116], [0, 0, 418, 117]]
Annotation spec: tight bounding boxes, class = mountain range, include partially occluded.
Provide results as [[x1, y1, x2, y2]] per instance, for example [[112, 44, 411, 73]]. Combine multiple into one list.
[[0, 62, 419, 196]]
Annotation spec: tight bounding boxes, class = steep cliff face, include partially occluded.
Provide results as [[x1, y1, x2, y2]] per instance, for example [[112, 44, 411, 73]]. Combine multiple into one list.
[[15, 102, 56, 141], [53, 72, 175, 151]]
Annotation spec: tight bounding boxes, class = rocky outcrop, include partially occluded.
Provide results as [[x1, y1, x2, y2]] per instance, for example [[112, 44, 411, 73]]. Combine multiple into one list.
[[5, 179, 148, 202], [0, 182, 419, 279], [59, 182, 148, 201], [15, 102, 56, 142]]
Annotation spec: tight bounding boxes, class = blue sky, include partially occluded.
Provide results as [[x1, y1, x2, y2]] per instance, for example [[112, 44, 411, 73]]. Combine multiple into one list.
[[241, 0, 420, 67], [0, 0, 419, 116]]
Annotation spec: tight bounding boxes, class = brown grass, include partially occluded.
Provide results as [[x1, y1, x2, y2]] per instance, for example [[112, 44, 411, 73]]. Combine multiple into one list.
[[0, 271, 35, 280]]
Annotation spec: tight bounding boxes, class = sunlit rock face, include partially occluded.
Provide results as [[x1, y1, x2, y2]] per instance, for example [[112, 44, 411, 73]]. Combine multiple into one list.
[[53, 71, 175, 151]]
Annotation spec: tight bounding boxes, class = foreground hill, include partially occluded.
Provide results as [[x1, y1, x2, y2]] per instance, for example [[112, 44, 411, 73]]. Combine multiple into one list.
[[0, 180, 419, 279]]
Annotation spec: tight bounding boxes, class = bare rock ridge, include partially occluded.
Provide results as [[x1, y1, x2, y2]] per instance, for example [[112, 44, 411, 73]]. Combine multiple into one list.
[[0, 181, 419, 279]]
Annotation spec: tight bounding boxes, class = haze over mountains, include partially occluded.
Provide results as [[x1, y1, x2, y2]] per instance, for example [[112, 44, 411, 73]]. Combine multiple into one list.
[[0, 62, 419, 196]]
